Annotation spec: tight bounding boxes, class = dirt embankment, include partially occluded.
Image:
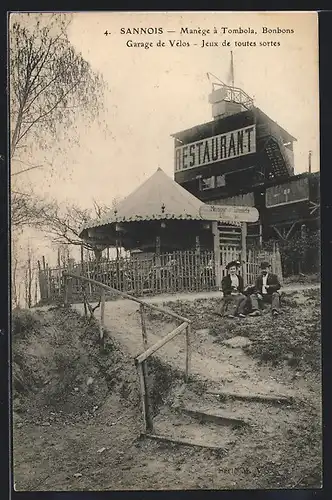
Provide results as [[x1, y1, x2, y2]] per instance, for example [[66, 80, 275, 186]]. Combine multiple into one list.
[[12, 306, 182, 491], [12, 307, 138, 416]]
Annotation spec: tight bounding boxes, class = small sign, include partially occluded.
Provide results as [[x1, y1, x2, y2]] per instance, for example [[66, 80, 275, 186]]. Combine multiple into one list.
[[199, 204, 259, 223]]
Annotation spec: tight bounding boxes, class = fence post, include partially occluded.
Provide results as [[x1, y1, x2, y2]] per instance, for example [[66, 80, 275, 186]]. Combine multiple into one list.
[[46, 263, 51, 300], [212, 222, 221, 289], [155, 236, 161, 292], [139, 303, 153, 431], [142, 361, 153, 432], [42, 256, 47, 299], [241, 223, 247, 286], [37, 260, 44, 300], [140, 304, 148, 349], [136, 362, 147, 433], [185, 323, 191, 382], [63, 274, 68, 307], [80, 244, 88, 317], [136, 360, 154, 433], [48, 267, 53, 302], [195, 237, 201, 291], [99, 288, 106, 347], [67, 260, 73, 303]]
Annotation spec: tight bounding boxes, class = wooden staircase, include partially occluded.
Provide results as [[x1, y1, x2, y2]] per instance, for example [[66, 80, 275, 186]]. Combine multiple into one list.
[[218, 223, 242, 248], [264, 137, 293, 179], [144, 381, 294, 450]]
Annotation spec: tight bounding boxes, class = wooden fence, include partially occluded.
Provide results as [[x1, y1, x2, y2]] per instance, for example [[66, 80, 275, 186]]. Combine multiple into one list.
[[38, 246, 282, 303]]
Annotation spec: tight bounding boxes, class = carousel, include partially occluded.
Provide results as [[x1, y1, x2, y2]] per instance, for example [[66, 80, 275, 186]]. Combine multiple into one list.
[[79, 168, 239, 294], [80, 167, 215, 253]]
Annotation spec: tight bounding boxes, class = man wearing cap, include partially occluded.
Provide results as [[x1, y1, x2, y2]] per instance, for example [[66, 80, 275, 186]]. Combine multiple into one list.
[[221, 260, 248, 318], [248, 262, 281, 317]]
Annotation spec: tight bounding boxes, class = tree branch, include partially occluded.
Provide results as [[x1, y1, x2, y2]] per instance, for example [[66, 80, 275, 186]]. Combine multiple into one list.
[[12, 164, 44, 176], [16, 79, 81, 145]]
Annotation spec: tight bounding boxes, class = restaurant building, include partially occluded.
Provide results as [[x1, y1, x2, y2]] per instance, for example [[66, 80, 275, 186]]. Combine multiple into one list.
[[172, 80, 320, 255]]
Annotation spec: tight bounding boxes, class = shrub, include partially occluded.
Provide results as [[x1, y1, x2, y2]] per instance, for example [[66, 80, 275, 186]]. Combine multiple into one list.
[[264, 231, 320, 277], [12, 309, 41, 340]]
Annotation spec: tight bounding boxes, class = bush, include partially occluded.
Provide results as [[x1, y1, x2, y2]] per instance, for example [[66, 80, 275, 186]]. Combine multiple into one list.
[[12, 309, 41, 340], [264, 231, 320, 277]]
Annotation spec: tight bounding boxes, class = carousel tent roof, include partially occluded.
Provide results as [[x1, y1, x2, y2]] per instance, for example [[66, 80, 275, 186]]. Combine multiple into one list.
[[79, 168, 241, 237]]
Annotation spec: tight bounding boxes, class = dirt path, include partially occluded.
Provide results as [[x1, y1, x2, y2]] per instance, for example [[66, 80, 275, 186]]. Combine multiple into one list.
[[73, 297, 300, 398], [136, 282, 320, 304]]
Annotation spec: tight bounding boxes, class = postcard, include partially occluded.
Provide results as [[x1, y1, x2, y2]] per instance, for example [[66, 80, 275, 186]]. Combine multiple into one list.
[[10, 11, 321, 491]]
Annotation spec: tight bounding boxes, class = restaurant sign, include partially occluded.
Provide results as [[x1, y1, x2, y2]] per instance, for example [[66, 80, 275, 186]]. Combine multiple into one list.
[[175, 125, 256, 173]]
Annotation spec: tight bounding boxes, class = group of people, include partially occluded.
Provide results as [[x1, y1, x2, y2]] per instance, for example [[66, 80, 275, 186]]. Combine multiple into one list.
[[220, 260, 281, 319]]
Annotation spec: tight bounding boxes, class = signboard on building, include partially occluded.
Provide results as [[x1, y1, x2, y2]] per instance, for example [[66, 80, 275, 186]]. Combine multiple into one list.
[[199, 204, 259, 223], [174, 125, 256, 173], [266, 177, 309, 208], [213, 192, 255, 207]]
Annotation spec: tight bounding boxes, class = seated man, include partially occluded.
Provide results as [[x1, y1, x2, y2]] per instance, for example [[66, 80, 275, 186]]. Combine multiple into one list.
[[248, 261, 281, 317], [221, 260, 248, 318]]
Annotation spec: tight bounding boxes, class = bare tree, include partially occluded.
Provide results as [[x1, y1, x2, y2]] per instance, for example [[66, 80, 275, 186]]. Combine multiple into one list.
[[10, 13, 107, 165], [40, 201, 108, 251], [9, 13, 108, 230], [33, 199, 120, 262], [11, 190, 55, 227]]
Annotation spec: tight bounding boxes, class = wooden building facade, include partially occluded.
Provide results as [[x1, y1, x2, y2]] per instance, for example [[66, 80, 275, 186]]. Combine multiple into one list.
[[171, 95, 320, 255]]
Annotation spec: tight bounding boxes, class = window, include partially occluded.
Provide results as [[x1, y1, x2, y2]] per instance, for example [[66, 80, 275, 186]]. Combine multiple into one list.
[[216, 175, 226, 187], [201, 176, 215, 190]]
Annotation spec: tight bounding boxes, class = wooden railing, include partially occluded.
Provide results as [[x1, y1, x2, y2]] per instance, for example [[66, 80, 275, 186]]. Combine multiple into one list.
[[135, 319, 191, 434], [63, 272, 192, 434]]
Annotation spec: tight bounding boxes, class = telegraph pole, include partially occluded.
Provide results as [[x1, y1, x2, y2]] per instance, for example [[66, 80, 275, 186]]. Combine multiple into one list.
[[308, 150, 312, 174]]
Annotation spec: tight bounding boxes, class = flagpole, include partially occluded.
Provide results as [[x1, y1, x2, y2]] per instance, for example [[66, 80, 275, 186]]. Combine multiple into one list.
[[231, 50, 234, 88]]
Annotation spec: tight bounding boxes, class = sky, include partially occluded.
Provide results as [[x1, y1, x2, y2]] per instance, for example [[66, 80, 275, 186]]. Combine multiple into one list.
[[12, 11, 319, 271]]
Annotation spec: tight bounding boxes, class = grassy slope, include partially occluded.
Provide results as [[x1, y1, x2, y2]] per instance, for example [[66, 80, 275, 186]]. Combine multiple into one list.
[[157, 288, 321, 373], [158, 288, 322, 488]]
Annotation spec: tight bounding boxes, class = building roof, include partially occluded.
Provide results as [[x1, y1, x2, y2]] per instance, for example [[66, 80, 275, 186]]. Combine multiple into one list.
[[80, 168, 244, 236], [255, 107, 297, 143], [171, 106, 297, 143], [80, 168, 245, 239], [80, 168, 205, 234]]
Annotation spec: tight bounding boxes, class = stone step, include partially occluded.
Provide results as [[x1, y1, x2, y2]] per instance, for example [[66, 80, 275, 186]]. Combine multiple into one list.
[[207, 389, 294, 405], [143, 433, 227, 451], [152, 408, 237, 450]]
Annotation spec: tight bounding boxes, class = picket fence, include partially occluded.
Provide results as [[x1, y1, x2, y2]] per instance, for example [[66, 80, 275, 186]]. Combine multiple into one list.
[[38, 245, 282, 303]]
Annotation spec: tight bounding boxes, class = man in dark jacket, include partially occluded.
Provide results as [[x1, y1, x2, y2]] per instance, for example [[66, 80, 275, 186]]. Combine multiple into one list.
[[248, 262, 281, 317], [221, 260, 248, 318]]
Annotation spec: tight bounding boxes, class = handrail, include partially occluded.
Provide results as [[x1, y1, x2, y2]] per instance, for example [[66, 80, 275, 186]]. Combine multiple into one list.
[[63, 271, 192, 435], [63, 272, 191, 324], [136, 322, 188, 364], [135, 319, 191, 434]]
